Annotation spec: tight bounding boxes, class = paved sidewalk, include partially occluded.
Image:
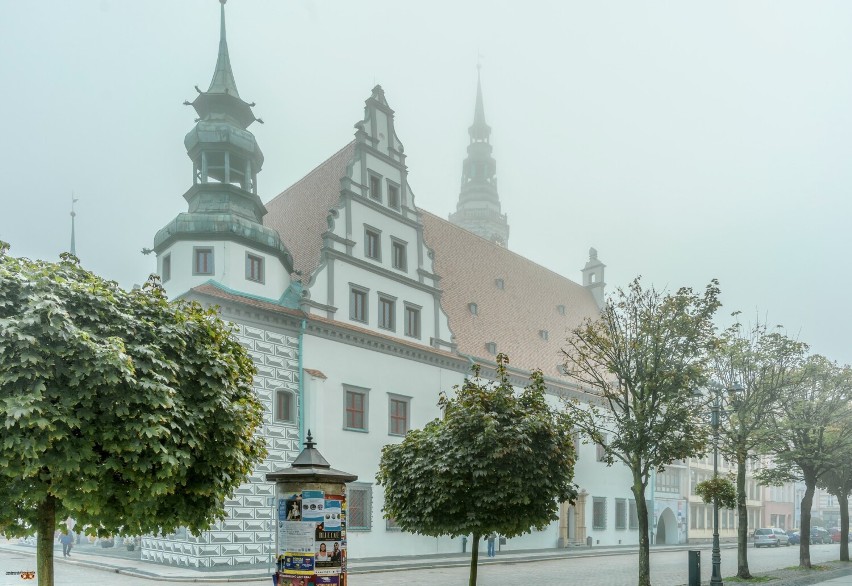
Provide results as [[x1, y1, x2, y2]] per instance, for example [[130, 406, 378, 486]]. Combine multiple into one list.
[[0, 541, 732, 582]]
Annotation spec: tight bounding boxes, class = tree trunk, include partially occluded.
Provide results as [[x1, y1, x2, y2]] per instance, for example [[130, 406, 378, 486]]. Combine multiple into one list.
[[632, 479, 651, 586], [800, 478, 814, 568], [37, 495, 56, 586], [468, 532, 480, 586], [839, 492, 849, 562], [736, 455, 752, 578]]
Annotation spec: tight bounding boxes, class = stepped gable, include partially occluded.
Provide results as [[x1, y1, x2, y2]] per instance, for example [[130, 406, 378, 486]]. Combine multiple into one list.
[[420, 210, 600, 377], [264, 142, 355, 280]]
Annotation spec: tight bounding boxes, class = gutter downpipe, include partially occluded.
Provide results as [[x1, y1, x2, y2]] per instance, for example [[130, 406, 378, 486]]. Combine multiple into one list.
[[299, 318, 306, 445]]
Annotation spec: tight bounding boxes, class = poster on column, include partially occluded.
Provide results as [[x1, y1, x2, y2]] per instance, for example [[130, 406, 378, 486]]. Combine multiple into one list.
[[315, 525, 342, 574], [324, 499, 342, 530], [277, 521, 316, 554], [302, 490, 325, 524], [314, 576, 340, 586], [277, 575, 311, 586]]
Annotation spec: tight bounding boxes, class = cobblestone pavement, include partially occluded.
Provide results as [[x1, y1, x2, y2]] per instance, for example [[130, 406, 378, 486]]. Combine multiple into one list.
[[0, 543, 846, 586]]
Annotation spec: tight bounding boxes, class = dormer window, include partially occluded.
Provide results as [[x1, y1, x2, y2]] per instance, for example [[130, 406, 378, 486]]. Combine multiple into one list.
[[557, 304, 566, 315], [486, 342, 497, 355], [539, 330, 549, 341], [495, 278, 504, 290], [469, 302, 478, 316]]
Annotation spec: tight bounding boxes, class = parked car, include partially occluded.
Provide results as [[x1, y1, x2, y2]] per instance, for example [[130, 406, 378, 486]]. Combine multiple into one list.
[[788, 531, 801, 545], [811, 527, 831, 544], [829, 528, 852, 543], [753, 527, 790, 548]]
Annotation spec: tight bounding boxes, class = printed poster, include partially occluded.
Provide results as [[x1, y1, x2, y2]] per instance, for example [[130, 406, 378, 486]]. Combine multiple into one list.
[[302, 490, 325, 523], [280, 552, 314, 575], [277, 575, 311, 586], [324, 500, 342, 530], [277, 521, 316, 554], [314, 576, 340, 585], [284, 494, 302, 521]]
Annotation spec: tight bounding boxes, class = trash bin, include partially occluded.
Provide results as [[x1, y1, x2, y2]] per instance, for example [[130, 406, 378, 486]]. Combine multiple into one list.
[[688, 550, 701, 586], [586, 536, 593, 547]]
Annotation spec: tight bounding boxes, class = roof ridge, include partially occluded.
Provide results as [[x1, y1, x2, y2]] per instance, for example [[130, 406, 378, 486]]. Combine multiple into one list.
[[419, 208, 584, 288], [265, 141, 355, 207]]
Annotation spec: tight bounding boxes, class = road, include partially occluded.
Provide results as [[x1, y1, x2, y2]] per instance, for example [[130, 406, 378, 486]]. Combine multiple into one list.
[[0, 543, 844, 586]]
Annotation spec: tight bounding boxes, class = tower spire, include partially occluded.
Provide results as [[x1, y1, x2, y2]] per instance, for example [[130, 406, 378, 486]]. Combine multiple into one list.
[[449, 66, 509, 247], [470, 64, 490, 141], [207, 0, 240, 98], [70, 192, 78, 256]]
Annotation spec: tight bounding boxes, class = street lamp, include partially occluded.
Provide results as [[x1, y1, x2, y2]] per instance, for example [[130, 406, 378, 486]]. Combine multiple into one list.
[[709, 383, 743, 586]]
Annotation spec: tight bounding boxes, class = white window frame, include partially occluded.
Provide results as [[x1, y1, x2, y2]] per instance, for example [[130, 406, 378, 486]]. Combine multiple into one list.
[[343, 385, 369, 432], [388, 393, 411, 436]]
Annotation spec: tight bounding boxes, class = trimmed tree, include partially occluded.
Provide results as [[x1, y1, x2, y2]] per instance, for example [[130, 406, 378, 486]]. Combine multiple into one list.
[[561, 277, 720, 586], [710, 318, 807, 578], [817, 441, 852, 562], [757, 355, 852, 568], [0, 245, 267, 586], [376, 354, 577, 586]]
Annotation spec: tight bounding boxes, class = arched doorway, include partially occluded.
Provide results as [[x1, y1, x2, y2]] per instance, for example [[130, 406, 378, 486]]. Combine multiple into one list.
[[656, 507, 678, 545]]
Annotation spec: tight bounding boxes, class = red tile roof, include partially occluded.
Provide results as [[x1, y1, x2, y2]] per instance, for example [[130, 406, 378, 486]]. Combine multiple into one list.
[[420, 210, 600, 377], [264, 143, 356, 281], [260, 142, 601, 377]]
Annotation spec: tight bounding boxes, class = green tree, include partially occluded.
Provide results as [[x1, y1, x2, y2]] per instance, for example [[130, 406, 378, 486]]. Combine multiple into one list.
[[817, 436, 852, 562], [757, 356, 852, 568], [561, 277, 720, 586], [376, 354, 577, 586], [0, 245, 266, 586], [711, 319, 807, 578]]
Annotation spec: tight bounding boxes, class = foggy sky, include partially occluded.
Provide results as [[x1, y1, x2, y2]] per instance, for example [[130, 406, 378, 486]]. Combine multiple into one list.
[[2, 0, 851, 365]]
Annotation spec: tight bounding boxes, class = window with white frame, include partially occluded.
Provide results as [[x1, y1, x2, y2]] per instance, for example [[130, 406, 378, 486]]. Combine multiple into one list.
[[404, 303, 421, 339], [365, 227, 381, 261], [246, 252, 264, 283], [162, 254, 171, 282], [596, 435, 608, 462], [350, 286, 368, 323], [193, 246, 214, 275], [592, 497, 607, 530], [615, 498, 627, 530], [369, 174, 382, 201], [378, 295, 395, 331], [391, 239, 407, 271], [348, 483, 372, 531], [387, 182, 400, 209], [344, 385, 369, 431], [274, 389, 295, 423], [388, 395, 410, 436]]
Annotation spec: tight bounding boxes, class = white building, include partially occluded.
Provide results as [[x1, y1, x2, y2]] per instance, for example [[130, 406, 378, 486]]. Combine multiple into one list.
[[145, 2, 655, 567]]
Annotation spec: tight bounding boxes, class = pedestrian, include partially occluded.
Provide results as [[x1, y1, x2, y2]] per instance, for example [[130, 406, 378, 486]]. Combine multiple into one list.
[[487, 532, 496, 558], [60, 531, 73, 558]]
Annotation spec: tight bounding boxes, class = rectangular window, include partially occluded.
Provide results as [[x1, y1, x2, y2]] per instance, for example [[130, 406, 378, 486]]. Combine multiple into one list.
[[691, 505, 697, 530], [348, 482, 372, 531], [246, 252, 264, 283], [596, 435, 608, 462], [592, 497, 607, 530], [615, 498, 627, 530], [344, 386, 368, 431], [698, 505, 706, 530], [365, 228, 381, 260], [275, 390, 295, 423], [161, 254, 171, 282], [404, 304, 421, 339], [369, 174, 382, 201], [378, 296, 395, 331], [389, 395, 410, 436], [387, 183, 400, 209], [193, 247, 214, 275], [350, 286, 368, 323], [391, 239, 407, 271], [657, 469, 680, 493], [629, 500, 638, 530], [386, 516, 400, 531]]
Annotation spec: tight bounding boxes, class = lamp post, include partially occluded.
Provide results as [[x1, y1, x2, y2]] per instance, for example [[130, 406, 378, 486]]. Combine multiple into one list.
[[710, 383, 743, 586], [710, 386, 723, 586]]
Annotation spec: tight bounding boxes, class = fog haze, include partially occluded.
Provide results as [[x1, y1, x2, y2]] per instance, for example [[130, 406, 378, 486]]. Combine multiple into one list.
[[2, 0, 850, 364]]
